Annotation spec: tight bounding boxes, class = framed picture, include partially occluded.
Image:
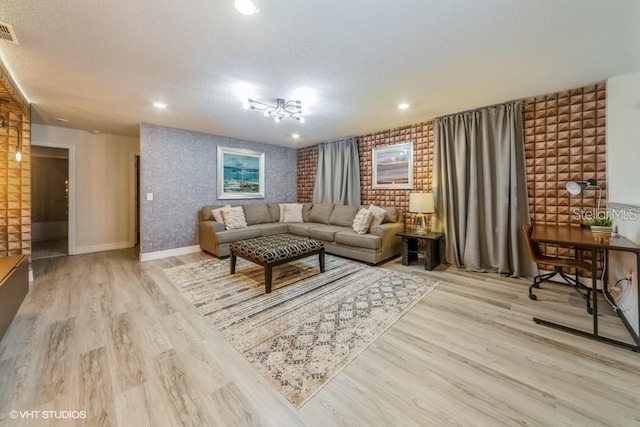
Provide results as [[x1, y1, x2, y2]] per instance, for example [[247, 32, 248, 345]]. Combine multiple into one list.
[[217, 146, 265, 199], [372, 141, 413, 189]]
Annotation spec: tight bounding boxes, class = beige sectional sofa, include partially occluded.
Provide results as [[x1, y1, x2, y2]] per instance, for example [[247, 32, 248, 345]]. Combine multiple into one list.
[[199, 202, 404, 264]]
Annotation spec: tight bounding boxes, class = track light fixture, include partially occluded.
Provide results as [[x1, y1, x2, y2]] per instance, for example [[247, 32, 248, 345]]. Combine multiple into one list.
[[243, 98, 306, 123], [0, 99, 22, 162]]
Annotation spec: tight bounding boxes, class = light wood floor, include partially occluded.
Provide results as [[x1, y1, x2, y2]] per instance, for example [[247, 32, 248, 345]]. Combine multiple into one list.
[[1, 249, 639, 426]]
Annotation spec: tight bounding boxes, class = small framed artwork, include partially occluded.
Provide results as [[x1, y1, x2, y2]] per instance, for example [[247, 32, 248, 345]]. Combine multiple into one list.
[[372, 141, 413, 189], [217, 146, 265, 199]]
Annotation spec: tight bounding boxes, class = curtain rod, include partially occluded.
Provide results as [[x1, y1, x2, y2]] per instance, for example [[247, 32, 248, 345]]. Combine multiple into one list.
[[433, 97, 528, 121]]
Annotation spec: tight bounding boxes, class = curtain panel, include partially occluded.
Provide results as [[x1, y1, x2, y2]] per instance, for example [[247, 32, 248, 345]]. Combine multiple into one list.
[[432, 102, 533, 277], [313, 137, 361, 205]]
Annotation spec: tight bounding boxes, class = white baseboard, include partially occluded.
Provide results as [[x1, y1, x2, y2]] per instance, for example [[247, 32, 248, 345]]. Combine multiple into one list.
[[73, 241, 132, 255], [139, 245, 201, 262]]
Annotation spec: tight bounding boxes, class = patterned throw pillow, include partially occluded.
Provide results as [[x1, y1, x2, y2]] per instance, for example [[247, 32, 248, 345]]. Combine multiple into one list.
[[279, 203, 304, 223], [221, 206, 247, 230], [352, 208, 374, 234], [212, 204, 231, 223], [368, 204, 386, 232]]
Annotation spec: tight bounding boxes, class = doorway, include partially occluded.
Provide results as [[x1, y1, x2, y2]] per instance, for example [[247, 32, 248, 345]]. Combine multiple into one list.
[[31, 146, 69, 259]]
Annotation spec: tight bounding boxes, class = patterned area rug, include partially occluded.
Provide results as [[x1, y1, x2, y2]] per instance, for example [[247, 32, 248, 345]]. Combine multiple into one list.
[[164, 255, 440, 408]]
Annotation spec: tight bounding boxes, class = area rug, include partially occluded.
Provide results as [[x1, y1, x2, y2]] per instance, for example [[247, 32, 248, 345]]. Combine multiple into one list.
[[164, 255, 440, 408]]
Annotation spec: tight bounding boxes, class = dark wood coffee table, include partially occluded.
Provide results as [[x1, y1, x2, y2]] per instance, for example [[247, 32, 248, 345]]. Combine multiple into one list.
[[230, 234, 325, 293]]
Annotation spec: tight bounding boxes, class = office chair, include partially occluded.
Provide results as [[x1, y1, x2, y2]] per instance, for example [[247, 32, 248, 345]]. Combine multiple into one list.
[[523, 224, 593, 314]]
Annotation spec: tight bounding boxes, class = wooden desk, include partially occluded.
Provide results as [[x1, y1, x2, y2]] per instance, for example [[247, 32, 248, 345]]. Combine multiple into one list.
[[531, 224, 640, 351], [396, 230, 445, 271]]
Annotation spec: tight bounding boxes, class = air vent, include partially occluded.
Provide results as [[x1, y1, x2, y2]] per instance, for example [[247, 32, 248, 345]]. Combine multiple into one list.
[[0, 23, 18, 45]]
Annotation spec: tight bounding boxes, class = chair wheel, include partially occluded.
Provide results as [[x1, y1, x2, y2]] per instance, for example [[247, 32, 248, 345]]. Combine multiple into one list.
[[529, 294, 537, 301], [587, 307, 593, 315]]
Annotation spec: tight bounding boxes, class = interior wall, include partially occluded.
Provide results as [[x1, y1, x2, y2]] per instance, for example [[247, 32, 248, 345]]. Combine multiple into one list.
[[0, 60, 30, 258], [606, 72, 640, 335], [31, 124, 140, 254], [298, 83, 606, 238], [140, 123, 297, 255]]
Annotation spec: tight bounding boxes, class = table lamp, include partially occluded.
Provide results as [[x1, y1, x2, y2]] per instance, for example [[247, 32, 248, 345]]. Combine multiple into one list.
[[409, 192, 435, 234]]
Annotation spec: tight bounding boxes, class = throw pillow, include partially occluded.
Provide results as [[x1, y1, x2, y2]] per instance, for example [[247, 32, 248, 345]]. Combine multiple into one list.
[[279, 203, 304, 223], [368, 204, 386, 232], [352, 208, 374, 234], [221, 206, 247, 230], [212, 204, 231, 223]]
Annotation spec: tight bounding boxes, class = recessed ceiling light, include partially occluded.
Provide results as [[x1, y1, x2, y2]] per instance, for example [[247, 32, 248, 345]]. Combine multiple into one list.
[[292, 133, 300, 139], [54, 118, 69, 123], [153, 102, 167, 109], [398, 103, 410, 110], [234, 0, 259, 15], [92, 130, 101, 134]]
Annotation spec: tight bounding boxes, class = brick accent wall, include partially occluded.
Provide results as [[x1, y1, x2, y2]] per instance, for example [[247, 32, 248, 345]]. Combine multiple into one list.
[[297, 145, 318, 203], [297, 82, 606, 243], [523, 82, 606, 261], [0, 60, 31, 257]]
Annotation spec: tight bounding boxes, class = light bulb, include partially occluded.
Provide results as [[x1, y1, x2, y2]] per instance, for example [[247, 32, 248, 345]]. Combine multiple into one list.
[[263, 110, 270, 117], [299, 117, 306, 124], [242, 101, 250, 110], [234, 0, 258, 15], [274, 116, 281, 123], [15, 151, 21, 162]]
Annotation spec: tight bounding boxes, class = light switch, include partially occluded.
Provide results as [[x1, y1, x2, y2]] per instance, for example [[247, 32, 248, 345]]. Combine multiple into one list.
[[146, 193, 153, 201]]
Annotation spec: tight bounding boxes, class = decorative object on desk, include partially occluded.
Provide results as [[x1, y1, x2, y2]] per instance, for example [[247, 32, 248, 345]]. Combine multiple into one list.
[[409, 192, 434, 234], [372, 141, 413, 189], [588, 217, 613, 240], [217, 146, 265, 199], [566, 178, 602, 213]]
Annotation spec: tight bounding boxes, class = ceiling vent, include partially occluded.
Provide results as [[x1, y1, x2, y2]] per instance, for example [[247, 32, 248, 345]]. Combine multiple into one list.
[[0, 23, 18, 45]]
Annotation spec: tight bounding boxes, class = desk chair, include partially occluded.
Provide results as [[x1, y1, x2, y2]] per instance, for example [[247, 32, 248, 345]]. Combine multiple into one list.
[[523, 224, 593, 314]]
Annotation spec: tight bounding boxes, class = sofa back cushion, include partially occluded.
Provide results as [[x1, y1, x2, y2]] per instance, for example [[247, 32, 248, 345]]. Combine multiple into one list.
[[200, 205, 222, 221], [329, 205, 359, 227], [267, 203, 281, 222], [308, 203, 335, 224], [302, 203, 313, 222], [243, 203, 272, 225]]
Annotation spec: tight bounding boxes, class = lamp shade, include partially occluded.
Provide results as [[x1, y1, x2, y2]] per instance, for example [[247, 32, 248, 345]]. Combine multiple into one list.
[[566, 181, 586, 195], [409, 192, 435, 213]]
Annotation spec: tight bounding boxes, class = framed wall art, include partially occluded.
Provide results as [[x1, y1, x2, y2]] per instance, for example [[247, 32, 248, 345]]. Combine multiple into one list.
[[372, 141, 413, 189], [217, 146, 265, 199]]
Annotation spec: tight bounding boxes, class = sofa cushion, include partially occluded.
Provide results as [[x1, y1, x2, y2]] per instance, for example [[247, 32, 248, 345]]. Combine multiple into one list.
[[302, 203, 313, 222], [368, 204, 387, 231], [222, 206, 247, 230], [335, 230, 381, 250], [201, 205, 220, 221], [308, 203, 334, 224], [352, 208, 374, 234], [258, 223, 290, 236], [329, 205, 359, 227], [288, 223, 318, 237], [214, 227, 261, 244], [267, 203, 281, 222], [279, 203, 303, 223], [243, 203, 272, 225], [381, 206, 400, 223], [308, 225, 345, 242]]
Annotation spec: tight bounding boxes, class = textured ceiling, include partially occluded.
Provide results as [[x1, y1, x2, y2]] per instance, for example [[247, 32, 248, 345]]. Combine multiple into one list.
[[0, 0, 639, 148]]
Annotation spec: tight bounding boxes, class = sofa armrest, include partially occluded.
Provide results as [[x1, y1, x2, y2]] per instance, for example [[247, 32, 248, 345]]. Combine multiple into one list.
[[210, 221, 226, 232], [371, 222, 404, 240]]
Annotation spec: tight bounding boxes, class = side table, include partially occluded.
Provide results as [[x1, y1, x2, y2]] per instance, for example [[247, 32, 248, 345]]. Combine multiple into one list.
[[396, 230, 445, 270]]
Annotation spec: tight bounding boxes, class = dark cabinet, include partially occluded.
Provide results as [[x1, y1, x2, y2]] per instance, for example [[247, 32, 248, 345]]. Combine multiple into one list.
[[0, 255, 29, 341]]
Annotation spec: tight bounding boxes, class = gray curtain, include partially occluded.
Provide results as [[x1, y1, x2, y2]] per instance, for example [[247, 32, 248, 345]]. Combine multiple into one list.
[[432, 102, 532, 277], [313, 137, 361, 205]]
